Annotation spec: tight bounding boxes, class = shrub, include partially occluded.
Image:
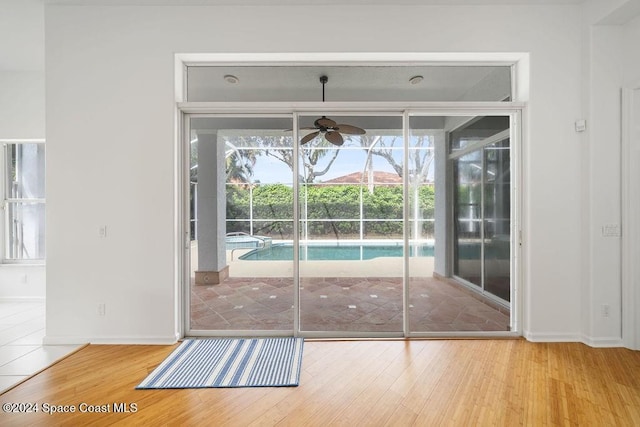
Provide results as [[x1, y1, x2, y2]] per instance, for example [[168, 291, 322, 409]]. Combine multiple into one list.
[[225, 183, 436, 238]]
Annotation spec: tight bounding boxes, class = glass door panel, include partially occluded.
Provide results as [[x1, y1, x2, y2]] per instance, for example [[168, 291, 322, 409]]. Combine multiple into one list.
[[483, 138, 511, 301], [449, 116, 511, 330], [407, 116, 441, 332], [407, 115, 511, 333], [453, 150, 483, 287], [298, 114, 404, 333], [189, 116, 295, 332]]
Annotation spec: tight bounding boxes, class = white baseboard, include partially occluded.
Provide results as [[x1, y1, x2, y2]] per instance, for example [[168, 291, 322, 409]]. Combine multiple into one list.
[[43, 333, 180, 345], [580, 335, 624, 348], [0, 296, 45, 303], [524, 331, 583, 342], [524, 331, 625, 347]]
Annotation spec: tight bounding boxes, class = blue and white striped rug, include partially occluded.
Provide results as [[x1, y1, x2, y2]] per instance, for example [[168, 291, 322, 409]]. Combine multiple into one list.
[[136, 337, 304, 389]]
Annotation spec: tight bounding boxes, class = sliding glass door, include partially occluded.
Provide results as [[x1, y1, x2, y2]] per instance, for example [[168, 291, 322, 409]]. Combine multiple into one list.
[[450, 116, 512, 307], [188, 116, 295, 333], [406, 114, 512, 333], [185, 111, 517, 337], [297, 114, 404, 334]]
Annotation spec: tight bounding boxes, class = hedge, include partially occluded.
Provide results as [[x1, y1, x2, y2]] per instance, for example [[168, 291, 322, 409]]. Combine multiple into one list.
[[225, 183, 435, 238]]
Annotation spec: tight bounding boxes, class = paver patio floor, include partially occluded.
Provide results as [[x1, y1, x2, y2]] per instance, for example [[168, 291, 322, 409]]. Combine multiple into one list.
[[190, 276, 510, 333]]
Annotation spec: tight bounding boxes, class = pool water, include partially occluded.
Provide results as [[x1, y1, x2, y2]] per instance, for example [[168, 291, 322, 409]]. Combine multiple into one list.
[[239, 243, 434, 261]]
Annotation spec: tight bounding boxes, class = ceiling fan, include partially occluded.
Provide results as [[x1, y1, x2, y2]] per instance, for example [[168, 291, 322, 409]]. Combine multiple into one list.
[[298, 75, 366, 146]]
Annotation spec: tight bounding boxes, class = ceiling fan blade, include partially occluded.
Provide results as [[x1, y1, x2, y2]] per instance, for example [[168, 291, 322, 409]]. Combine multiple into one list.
[[315, 116, 337, 128], [335, 124, 366, 135], [325, 131, 344, 146], [300, 131, 320, 144]]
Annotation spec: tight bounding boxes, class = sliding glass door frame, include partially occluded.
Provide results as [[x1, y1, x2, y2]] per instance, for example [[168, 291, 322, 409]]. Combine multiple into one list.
[[179, 103, 523, 339], [444, 112, 521, 334], [405, 109, 521, 337]]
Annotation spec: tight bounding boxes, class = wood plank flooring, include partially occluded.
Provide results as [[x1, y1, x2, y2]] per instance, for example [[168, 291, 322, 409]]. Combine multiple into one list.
[[0, 339, 639, 426]]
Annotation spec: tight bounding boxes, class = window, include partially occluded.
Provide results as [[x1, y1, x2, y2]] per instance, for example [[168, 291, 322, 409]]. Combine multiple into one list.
[[2, 141, 45, 262]]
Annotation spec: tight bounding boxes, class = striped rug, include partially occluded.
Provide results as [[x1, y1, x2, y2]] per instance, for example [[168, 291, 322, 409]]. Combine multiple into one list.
[[136, 337, 304, 389]]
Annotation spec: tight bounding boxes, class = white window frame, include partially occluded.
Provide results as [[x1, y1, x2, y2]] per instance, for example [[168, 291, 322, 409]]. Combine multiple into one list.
[[1, 139, 46, 264]]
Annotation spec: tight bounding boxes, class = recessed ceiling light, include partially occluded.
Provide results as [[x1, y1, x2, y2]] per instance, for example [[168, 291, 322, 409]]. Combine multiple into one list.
[[409, 75, 424, 85], [224, 74, 239, 84]]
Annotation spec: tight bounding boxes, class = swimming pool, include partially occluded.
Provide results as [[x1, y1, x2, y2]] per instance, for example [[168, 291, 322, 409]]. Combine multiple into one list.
[[225, 234, 272, 250], [238, 243, 434, 261]]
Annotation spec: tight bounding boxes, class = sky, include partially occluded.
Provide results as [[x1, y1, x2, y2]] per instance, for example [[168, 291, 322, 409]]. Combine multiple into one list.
[[251, 146, 402, 184], [226, 134, 433, 184]]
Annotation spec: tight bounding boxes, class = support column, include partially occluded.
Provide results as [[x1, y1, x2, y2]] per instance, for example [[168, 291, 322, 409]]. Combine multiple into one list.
[[433, 131, 447, 277], [195, 132, 228, 285]]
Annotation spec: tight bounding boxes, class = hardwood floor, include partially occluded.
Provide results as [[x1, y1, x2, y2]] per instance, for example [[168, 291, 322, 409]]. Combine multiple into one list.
[[1, 339, 639, 426]]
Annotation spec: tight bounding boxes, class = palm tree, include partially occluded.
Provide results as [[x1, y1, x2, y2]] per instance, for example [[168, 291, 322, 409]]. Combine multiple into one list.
[[224, 138, 258, 185]]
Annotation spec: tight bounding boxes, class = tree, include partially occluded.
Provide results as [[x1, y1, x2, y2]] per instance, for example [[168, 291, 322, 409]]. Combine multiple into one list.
[[358, 134, 434, 185], [224, 138, 258, 185], [224, 134, 342, 184], [189, 137, 258, 185], [290, 136, 342, 183]]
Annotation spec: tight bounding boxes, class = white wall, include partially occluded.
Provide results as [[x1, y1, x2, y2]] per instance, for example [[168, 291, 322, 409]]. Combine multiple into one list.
[[623, 14, 640, 85], [45, 4, 586, 344], [579, 1, 640, 346], [622, 12, 640, 350], [0, 71, 45, 139], [0, 0, 46, 301], [583, 25, 624, 345], [0, 72, 46, 301], [0, 265, 46, 301]]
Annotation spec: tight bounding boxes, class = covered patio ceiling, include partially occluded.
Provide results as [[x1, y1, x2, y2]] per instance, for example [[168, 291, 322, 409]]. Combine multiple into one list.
[[187, 64, 512, 103]]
